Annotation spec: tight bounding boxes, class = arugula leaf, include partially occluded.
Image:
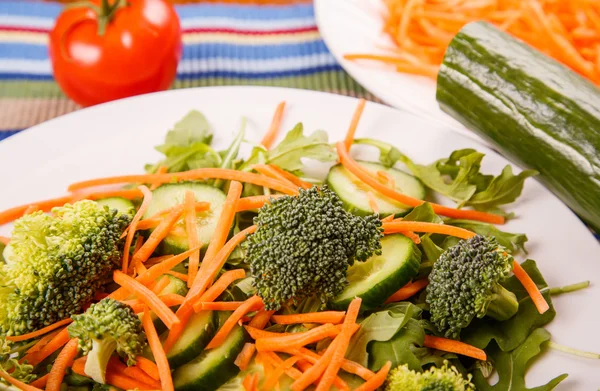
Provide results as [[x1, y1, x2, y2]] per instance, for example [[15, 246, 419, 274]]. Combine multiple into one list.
[[466, 166, 538, 210], [472, 328, 567, 391], [403, 202, 443, 223], [213, 122, 246, 188], [420, 235, 443, 263], [346, 303, 424, 371], [354, 138, 403, 168], [443, 219, 528, 254], [461, 260, 556, 352], [158, 110, 212, 150]]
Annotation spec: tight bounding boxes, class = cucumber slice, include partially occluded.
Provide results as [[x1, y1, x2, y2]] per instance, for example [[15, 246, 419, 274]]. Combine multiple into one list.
[[173, 325, 248, 391], [330, 234, 421, 311], [143, 183, 227, 254], [166, 310, 217, 368], [95, 197, 135, 216], [141, 275, 189, 335], [326, 161, 425, 217]]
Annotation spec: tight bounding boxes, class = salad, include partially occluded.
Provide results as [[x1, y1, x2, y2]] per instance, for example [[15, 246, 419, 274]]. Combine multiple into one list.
[[0, 100, 595, 391]]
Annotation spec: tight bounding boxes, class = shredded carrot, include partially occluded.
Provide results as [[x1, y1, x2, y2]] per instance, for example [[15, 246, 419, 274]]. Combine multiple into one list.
[[125, 294, 186, 314], [0, 195, 72, 226], [271, 312, 346, 325], [242, 373, 255, 391], [376, 170, 396, 189], [256, 323, 340, 352], [248, 309, 276, 329], [122, 365, 160, 388], [71, 357, 157, 391], [0, 371, 44, 391], [293, 347, 375, 381], [122, 186, 152, 273], [206, 296, 264, 349], [145, 254, 174, 266], [76, 188, 144, 201], [138, 202, 210, 230], [267, 165, 312, 189], [152, 275, 172, 294], [385, 278, 429, 303], [29, 373, 49, 388], [150, 166, 168, 190], [337, 142, 505, 224], [366, 191, 380, 214], [22, 327, 71, 366], [264, 355, 300, 390], [381, 214, 395, 223], [423, 335, 487, 361], [316, 298, 362, 391], [195, 301, 244, 311], [135, 356, 160, 381], [236, 194, 284, 212], [235, 343, 257, 370], [245, 326, 293, 340], [383, 220, 476, 239], [131, 204, 185, 268], [252, 164, 299, 191], [24, 329, 61, 356], [0, 236, 9, 245], [263, 351, 304, 381], [113, 271, 180, 329], [46, 338, 80, 391], [399, 230, 421, 244], [261, 101, 287, 149], [193, 269, 246, 307], [7, 318, 72, 342], [344, 99, 367, 151], [184, 191, 201, 287], [68, 168, 298, 196], [165, 270, 189, 281], [142, 306, 174, 391], [513, 261, 550, 314], [354, 361, 392, 391], [24, 204, 39, 215]]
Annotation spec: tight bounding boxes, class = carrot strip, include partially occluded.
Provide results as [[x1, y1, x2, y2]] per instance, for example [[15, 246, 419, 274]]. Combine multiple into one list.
[[336, 142, 505, 224], [7, 318, 72, 342], [513, 261, 550, 314], [253, 164, 298, 190], [122, 186, 152, 273], [366, 191, 380, 214], [235, 343, 256, 370], [24, 204, 39, 215], [267, 165, 312, 189], [152, 275, 171, 295], [195, 301, 244, 311], [136, 202, 210, 232], [271, 312, 346, 325], [261, 101, 287, 149], [22, 327, 71, 366], [0, 236, 9, 245], [423, 335, 487, 361], [381, 214, 395, 223], [343, 99, 367, 151], [293, 347, 375, 381], [29, 373, 49, 388], [184, 191, 201, 287], [25, 329, 61, 356], [206, 296, 264, 349], [142, 306, 174, 391], [385, 278, 429, 303], [242, 373, 254, 391], [248, 309, 276, 329], [236, 194, 284, 212], [256, 323, 340, 352], [194, 269, 246, 307], [0, 195, 72, 226], [46, 338, 80, 391], [113, 270, 180, 329], [122, 365, 160, 388], [165, 270, 189, 281], [68, 169, 298, 196], [71, 357, 157, 391], [0, 371, 44, 391], [316, 298, 362, 391], [131, 204, 185, 268], [354, 361, 391, 391], [383, 221, 476, 239], [145, 255, 174, 266], [263, 351, 304, 381], [400, 230, 421, 244], [135, 356, 160, 381], [77, 188, 144, 201], [125, 294, 185, 313], [150, 166, 168, 190], [245, 326, 293, 340], [264, 356, 300, 390]]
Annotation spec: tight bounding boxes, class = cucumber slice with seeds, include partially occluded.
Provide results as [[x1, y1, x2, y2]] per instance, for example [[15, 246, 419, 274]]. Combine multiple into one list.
[[330, 234, 421, 311], [166, 310, 217, 368], [326, 161, 425, 217], [96, 197, 135, 216]]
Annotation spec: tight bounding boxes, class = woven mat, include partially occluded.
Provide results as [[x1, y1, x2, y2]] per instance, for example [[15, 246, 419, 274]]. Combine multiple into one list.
[[0, 1, 377, 141]]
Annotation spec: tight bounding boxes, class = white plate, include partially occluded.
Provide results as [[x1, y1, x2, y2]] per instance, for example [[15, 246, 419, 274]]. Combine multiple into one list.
[[0, 87, 598, 388], [314, 0, 478, 140]]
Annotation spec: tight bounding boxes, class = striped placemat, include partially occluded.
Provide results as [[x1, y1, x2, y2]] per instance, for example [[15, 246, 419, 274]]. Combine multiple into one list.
[[0, 1, 376, 141]]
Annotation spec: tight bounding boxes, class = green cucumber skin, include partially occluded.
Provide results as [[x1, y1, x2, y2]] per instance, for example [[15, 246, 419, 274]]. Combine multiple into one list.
[[437, 21, 600, 230], [167, 311, 216, 369]]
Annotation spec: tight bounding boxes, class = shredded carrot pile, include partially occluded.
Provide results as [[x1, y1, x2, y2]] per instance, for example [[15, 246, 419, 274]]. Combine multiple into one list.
[[345, 0, 600, 84]]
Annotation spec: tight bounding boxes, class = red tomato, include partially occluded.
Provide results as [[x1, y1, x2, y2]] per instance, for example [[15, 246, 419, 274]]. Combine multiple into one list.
[[50, 0, 182, 107]]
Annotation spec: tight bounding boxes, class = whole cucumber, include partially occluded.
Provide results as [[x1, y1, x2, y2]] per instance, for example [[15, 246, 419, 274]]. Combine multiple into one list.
[[437, 21, 600, 230]]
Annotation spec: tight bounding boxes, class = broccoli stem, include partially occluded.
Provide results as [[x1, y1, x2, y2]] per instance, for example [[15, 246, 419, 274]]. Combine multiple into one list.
[[549, 281, 590, 296], [486, 284, 519, 321], [84, 338, 117, 384]]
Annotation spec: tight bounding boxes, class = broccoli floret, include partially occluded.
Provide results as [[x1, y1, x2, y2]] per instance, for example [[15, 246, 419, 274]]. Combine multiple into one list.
[[244, 186, 383, 310], [0, 336, 37, 386], [426, 235, 519, 339], [386, 361, 474, 391], [68, 298, 146, 384], [0, 201, 131, 336]]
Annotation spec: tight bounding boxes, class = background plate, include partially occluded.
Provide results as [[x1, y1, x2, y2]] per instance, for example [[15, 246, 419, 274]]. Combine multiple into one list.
[[0, 86, 598, 387]]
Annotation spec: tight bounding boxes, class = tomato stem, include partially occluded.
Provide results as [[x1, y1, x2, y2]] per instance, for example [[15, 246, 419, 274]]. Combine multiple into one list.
[[66, 0, 128, 36]]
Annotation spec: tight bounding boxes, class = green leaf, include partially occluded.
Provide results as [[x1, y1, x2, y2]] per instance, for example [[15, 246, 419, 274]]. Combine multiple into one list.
[[157, 110, 212, 151], [444, 219, 528, 254], [213, 121, 246, 188], [472, 328, 568, 391], [353, 138, 403, 168], [347, 303, 424, 371], [403, 203, 443, 223], [461, 260, 556, 352], [465, 166, 538, 210], [266, 123, 337, 173], [420, 235, 443, 263]]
